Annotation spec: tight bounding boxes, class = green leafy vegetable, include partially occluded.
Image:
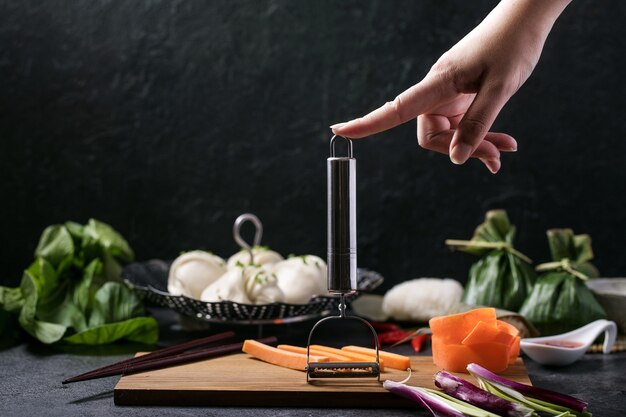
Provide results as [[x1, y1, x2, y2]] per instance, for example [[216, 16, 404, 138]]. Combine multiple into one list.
[[0, 287, 24, 348], [17, 268, 68, 343], [519, 229, 606, 335], [446, 210, 536, 311], [34, 225, 75, 268], [83, 219, 134, 263], [0, 286, 24, 313], [64, 317, 158, 345], [0, 219, 158, 345], [88, 282, 147, 327]]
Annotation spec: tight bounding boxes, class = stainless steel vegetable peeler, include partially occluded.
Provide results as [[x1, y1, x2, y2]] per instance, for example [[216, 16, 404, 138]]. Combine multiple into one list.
[[306, 135, 380, 382]]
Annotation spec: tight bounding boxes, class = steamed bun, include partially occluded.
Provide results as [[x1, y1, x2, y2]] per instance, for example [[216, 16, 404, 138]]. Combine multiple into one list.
[[273, 255, 328, 304], [243, 266, 285, 304], [167, 251, 227, 299], [200, 267, 251, 304], [226, 246, 283, 269], [201, 264, 285, 304]]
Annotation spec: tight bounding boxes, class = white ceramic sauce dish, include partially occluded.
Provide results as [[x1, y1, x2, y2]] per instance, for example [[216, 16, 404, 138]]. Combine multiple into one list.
[[520, 319, 617, 366]]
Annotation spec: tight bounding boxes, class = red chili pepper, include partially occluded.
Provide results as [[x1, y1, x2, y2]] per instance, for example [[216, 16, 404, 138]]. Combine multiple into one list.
[[411, 334, 431, 353], [369, 322, 401, 334], [378, 330, 413, 345]]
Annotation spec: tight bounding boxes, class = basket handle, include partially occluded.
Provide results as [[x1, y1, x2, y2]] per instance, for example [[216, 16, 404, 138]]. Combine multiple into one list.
[[233, 213, 263, 265]]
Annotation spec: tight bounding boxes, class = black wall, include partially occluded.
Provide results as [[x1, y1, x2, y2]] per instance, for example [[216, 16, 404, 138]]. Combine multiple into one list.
[[1, 0, 625, 290]]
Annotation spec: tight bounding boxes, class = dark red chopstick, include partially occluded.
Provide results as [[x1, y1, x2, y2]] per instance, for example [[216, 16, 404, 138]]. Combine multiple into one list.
[[62, 336, 277, 384], [62, 330, 236, 384]]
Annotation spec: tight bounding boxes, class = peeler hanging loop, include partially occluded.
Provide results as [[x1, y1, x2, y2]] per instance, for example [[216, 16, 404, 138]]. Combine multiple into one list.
[[233, 213, 263, 265], [329, 134, 353, 158]]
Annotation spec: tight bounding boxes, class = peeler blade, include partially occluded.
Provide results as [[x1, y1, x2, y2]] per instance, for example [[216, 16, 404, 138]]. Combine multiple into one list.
[[307, 361, 381, 380]]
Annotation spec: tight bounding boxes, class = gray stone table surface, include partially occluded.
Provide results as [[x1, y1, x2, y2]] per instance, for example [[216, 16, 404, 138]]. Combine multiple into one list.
[[0, 308, 624, 417]]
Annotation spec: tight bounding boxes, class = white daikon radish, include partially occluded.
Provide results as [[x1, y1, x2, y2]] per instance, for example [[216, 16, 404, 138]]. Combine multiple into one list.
[[382, 278, 463, 322], [273, 255, 328, 304], [167, 251, 227, 299]]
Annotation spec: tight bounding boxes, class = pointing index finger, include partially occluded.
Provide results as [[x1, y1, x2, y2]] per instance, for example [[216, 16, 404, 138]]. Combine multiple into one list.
[[331, 73, 454, 138]]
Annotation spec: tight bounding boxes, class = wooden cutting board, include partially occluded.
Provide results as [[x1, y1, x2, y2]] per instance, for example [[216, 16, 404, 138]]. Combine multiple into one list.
[[114, 354, 532, 407]]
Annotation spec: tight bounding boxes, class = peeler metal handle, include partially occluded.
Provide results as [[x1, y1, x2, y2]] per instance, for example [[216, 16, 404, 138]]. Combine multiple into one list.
[[306, 135, 381, 383], [327, 135, 357, 294]]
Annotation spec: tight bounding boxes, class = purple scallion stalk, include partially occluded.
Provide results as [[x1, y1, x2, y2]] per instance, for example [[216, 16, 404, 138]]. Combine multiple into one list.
[[467, 363, 588, 413], [435, 371, 534, 417], [383, 380, 465, 417]]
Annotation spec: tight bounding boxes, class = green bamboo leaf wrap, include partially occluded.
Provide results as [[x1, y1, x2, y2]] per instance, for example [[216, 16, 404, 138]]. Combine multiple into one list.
[[446, 210, 535, 311], [519, 229, 606, 335]]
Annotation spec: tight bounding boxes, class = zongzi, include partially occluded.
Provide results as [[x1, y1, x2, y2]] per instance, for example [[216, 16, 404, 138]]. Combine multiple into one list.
[[446, 210, 535, 312], [519, 229, 606, 335]]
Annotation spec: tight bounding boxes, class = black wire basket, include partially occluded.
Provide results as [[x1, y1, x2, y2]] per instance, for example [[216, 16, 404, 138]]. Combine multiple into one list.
[[123, 259, 384, 325]]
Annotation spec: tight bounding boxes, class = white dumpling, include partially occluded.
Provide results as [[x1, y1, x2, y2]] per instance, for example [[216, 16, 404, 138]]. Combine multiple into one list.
[[226, 247, 283, 269], [382, 278, 463, 322], [200, 268, 251, 304], [243, 265, 285, 304], [273, 255, 328, 304], [167, 251, 227, 299]]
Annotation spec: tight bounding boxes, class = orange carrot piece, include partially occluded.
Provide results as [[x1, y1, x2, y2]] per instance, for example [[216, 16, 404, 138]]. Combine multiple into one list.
[[497, 320, 520, 337], [469, 342, 511, 373], [432, 337, 481, 373], [277, 345, 353, 361], [432, 337, 509, 373], [462, 320, 515, 346], [242, 340, 328, 371], [508, 335, 521, 364], [430, 308, 519, 373], [495, 321, 521, 364], [341, 346, 410, 370], [309, 345, 385, 371], [429, 308, 497, 344]]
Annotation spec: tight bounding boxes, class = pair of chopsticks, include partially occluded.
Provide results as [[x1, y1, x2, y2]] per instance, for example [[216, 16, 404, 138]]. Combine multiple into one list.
[[62, 331, 277, 384]]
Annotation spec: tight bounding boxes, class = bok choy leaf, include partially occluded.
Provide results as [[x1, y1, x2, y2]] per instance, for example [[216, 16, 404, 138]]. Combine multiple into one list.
[[0, 219, 157, 345]]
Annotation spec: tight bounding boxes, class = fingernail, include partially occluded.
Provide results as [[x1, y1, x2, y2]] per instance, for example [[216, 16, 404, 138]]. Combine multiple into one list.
[[484, 159, 501, 174], [330, 122, 347, 130], [450, 143, 473, 164]]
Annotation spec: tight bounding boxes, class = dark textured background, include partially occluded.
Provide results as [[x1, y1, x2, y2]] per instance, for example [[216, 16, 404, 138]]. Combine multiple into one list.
[[1, 0, 625, 290]]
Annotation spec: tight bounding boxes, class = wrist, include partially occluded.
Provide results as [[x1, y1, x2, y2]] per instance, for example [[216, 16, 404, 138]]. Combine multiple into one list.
[[497, 0, 572, 37]]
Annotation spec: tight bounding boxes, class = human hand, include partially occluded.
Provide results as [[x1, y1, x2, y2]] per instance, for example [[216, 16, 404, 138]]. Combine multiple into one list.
[[331, 0, 571, 173]]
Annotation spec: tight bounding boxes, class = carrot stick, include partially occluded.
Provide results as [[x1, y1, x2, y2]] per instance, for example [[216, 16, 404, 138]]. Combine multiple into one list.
[[277, 344, 353, 361], [341, 345, 410, 370], [309, 345, 385, 371], [243, 340, 328, 371]]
